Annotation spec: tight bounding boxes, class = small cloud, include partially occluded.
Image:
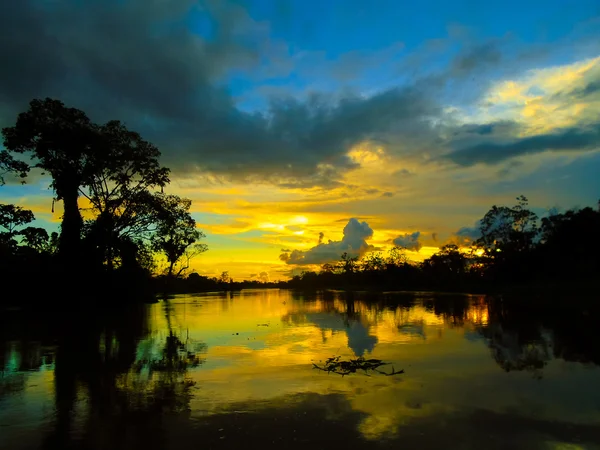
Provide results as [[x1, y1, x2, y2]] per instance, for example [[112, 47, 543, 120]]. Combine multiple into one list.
[[393, 231, 422, 251], [381, 191, 394, 198], [281, 218, 374, 265], [258, 271, 270, 282], [432, 232, 438, 242], [318, 232, 324, 244]]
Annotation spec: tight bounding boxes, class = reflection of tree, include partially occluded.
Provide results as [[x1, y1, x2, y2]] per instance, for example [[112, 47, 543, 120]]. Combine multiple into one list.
[[284, 291, 600, 374], [134, 331, 206, 373], [545, 304, 600, 366], [36, 302, 207, 449], [483, 324, 551, 379], [479, 298, 553, 379], [431, 295, 469, 327]]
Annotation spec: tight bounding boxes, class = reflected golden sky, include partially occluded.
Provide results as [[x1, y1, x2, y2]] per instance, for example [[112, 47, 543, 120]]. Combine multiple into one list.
[[2, 290, 600, 448], [135, 290, 600, 441]]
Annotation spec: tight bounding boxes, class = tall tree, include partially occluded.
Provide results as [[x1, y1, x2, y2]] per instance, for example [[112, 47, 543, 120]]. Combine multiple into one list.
[[476, 195, 538, 256], [474, 195, 539, 282], [78, 120, 170, 268], [1, 98, 97, 263]]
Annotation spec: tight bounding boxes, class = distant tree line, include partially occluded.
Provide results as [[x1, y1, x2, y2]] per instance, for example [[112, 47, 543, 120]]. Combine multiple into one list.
[[1, 98, 207, 303], [282, 196, 600, 293]]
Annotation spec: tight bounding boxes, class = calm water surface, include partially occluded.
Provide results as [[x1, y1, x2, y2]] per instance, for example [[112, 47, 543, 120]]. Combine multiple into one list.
[[1, 290, 600, 449]]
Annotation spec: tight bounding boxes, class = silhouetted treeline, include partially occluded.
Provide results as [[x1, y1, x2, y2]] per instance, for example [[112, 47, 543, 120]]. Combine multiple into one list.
[[153, 270, 284, 296], [280, 196, 600, 294]]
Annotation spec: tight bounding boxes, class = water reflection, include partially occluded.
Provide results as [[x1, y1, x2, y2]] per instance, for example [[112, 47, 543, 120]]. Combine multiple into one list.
[[1, 290, 600, 449]]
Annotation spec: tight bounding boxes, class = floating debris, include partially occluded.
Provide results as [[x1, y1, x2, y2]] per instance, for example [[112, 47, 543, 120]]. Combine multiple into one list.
[[312, 356, 404, 377]]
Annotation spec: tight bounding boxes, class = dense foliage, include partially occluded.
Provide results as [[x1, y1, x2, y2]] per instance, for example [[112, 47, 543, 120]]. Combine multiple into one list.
[[1, 98, 207, 303]]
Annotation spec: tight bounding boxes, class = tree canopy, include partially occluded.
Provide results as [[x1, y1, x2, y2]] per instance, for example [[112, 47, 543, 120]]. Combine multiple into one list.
[[1, 98, 208, 300]]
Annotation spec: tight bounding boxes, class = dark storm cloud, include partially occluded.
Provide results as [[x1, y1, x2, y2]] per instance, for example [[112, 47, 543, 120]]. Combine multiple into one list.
[[3, 0, 597, 186], [0, 0, 439, 187], [447, 124, 600, 166]]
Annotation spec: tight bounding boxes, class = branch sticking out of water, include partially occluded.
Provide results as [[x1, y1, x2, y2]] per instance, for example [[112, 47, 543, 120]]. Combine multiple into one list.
[[312, 356, 404, 377]]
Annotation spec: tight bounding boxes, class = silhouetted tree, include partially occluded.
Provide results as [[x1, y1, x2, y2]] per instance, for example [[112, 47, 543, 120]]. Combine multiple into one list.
[[385, 245, 408, 267], [477, 195, 538, 254], [77, 120, 170, 270], [423, 244, 469, 281], [218, 271, 232, 284], [339, 252, 359, 274], [0, 204, 34, 238], [0, 150, 28, 185], [474, 195, 539, 282], [361, 252, 386, 272], [18, 226, 50, 251], [537, 201, 600, 280], [1, 99, 99, 266], [152, 194, 207, 277]]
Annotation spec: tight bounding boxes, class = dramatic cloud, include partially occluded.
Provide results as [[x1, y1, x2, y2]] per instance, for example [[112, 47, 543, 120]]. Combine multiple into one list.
[[448, 124, 600, 166], [0, 0, 442, 188], [281, 218, 374, 265], [7, 0, 596, 190], [393, 232, 422, 251]]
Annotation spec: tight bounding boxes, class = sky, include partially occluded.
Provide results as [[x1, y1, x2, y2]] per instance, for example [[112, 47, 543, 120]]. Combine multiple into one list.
[[1, 0, 600, 280]]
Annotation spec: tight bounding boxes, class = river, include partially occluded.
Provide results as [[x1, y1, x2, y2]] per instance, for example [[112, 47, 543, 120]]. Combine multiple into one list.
[[1, 290, 599, 449]]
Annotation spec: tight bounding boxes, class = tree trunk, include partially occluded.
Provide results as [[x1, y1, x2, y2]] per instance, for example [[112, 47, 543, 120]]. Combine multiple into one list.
[[58, 183, 82, 267]]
